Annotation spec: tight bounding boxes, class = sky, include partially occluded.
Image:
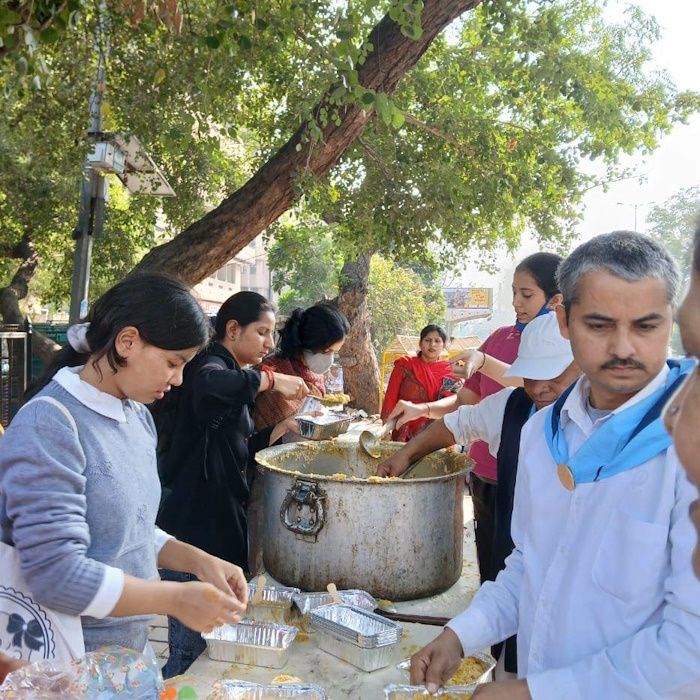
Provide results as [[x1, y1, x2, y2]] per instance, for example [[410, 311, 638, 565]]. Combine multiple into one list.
[[456, 0, 700, 317]]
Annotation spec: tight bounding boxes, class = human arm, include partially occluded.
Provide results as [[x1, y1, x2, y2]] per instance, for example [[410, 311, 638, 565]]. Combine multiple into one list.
[[110, 575, 245, 633], [377, 419, 456, 477], [449, 349, 524, 388], [0, 404, 245, 633], [193, 358, 306, 422], [524, 457, 700, 700], [0, 652, 28, 684], [380, 365, 404, 422], [156, 537, 248, 607], [410, 629, 531, 698]]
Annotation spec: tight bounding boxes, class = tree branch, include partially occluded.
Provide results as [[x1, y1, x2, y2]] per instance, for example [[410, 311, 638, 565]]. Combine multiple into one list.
[[0, 236, 60, 363]]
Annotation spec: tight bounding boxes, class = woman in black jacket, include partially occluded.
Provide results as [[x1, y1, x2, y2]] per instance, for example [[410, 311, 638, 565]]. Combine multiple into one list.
[[155, 292, 308, 677]]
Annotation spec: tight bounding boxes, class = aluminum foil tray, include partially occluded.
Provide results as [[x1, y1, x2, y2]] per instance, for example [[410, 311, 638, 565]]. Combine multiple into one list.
[[209, 680, 327, 700], [310, 604, 402, 648], [293, 590, 376, 616], [384, 686, 474, 699], [295, 414, 353, 440], [202, 621, 298, 668], [396, 652, 495, 689], [314, 626, 400, 672], [245, 584, 301, 624], [248, 583, 300, 607]]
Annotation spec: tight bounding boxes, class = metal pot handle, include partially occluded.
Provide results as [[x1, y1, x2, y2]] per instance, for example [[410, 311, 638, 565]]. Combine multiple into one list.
[[280, 479, 326, 536]]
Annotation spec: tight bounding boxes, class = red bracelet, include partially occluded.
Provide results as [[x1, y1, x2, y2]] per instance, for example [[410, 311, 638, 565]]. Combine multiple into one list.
[[261, 365, 275, 391]]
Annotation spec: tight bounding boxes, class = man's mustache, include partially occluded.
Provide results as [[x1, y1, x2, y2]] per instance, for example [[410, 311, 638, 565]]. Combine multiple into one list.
[[601, 357, 645, 370]]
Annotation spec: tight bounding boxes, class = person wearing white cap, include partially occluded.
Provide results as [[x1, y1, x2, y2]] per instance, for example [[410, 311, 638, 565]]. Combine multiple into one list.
[[377, 312, 580, 676]]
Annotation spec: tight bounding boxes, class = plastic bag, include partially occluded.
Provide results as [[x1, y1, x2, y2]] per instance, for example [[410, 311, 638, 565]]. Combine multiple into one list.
[[0, 646, 163, 699]]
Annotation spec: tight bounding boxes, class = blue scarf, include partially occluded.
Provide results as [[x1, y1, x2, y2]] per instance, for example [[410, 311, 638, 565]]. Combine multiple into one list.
[[545, 359, 695, 489], [515, 302, 550, 333]]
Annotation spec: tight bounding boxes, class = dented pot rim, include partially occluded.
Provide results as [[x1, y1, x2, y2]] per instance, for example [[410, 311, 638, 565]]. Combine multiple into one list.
[[254, 440, 474, 484]]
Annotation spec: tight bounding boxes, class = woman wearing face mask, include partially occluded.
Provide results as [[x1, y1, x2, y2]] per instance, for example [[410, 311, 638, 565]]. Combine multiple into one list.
[[153, 291, 309, 678], [253, 303, 350, 431], [386, 252, 563, 584], [380, 324, 457, 443]]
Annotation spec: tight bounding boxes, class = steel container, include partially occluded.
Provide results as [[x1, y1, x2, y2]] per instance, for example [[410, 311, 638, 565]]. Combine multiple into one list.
[[245, 583, 300, 624], [396, 652, 495, 688], [384, 686, 474, 699], [209, 680, 327, 700], [295, 414, 353, 440], [202, 621, 297, 668], [292, 589, 376, 616], [255, 441, 473, 600]]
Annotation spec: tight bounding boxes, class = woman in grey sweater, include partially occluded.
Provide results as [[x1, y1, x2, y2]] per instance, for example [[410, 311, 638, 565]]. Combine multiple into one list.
[[0, 274, 248, 656]]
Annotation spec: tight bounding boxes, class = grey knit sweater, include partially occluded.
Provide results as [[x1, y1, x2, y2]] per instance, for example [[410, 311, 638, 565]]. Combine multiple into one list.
[[0, 372, 161, 652]]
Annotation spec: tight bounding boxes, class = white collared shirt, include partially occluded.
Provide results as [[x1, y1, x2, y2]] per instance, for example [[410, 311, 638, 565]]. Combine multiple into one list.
[[447, 366, 700, 699], [443, 387, 516, 456], [52, 367, 173, 617]]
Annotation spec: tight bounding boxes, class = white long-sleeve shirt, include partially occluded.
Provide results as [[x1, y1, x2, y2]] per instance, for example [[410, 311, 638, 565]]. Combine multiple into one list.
[[447, 366, 700, 699], [443, 386, 516, 456]]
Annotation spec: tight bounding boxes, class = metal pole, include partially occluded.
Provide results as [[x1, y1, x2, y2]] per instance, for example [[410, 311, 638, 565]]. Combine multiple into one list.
[[68, 6, 108, 324]]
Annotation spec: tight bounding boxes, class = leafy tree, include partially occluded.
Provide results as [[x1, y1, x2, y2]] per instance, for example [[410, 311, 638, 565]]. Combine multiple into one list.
[[368, 255, 445, 359], [0, 0, 698, 412], [647, 186, 700, 354], [647, 186, 699, 293], [266, 220, 343, 315]]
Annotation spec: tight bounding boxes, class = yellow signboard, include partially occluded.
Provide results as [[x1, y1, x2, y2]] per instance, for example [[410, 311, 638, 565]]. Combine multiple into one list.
[[443, 287, 492, 310]]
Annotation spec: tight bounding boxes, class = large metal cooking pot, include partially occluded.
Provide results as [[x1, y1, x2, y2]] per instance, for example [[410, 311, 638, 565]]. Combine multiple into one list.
[[255, 440, 473, 601]]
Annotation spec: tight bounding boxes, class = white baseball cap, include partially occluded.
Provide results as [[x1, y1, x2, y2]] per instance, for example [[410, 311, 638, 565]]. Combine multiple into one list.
[[503, 312, 574, 380]]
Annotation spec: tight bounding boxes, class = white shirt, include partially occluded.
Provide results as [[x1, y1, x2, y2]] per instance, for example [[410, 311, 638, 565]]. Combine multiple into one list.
[[443, 387, 516, 455], [53, 367, 174, 618], [447, 366, 700, 699]]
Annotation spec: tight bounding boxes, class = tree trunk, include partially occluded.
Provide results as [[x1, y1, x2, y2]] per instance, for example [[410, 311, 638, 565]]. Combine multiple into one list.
[[337, 253, 381, 414], [0, 237, 60, 363], [133, 0, 482, 284]]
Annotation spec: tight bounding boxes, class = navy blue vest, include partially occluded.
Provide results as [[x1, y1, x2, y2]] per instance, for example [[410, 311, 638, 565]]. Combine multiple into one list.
[[492, 387, 533, 673]]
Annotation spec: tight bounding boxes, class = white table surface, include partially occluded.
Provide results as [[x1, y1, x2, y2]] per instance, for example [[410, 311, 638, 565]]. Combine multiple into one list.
[[184, 492, 480, 699]]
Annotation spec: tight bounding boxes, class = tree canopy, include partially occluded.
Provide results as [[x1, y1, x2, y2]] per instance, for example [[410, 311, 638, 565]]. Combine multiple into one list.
[[1, 0, 698, 404]]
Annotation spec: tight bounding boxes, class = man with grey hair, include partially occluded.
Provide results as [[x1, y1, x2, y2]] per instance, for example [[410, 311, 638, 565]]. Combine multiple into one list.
[[411, 231, 700, 699]]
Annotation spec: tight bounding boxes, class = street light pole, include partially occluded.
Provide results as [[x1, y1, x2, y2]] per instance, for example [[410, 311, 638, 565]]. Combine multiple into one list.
[[616, 201, 650, 234], [68, 9, 109, 324]]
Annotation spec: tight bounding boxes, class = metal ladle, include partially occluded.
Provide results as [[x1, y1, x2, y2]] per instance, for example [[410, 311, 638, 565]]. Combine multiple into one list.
[[360, 419, 422, 479], [359, 419, 396, 458]]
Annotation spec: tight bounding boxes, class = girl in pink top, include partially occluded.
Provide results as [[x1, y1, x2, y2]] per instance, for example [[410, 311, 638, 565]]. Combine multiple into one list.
[[386, 252, 563, 583]]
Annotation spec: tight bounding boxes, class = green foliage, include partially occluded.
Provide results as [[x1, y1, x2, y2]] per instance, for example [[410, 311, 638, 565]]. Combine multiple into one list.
[[647, 186, 700, 354], [305, 0, 700, 270], [647, 186, 699, 293], [266, 220, 343, 314], [0, 0, 698, 318], [368, 255, 445, 358]]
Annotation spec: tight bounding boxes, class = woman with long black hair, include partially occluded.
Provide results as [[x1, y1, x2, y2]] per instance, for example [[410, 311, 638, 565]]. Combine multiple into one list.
[[154, 291, 308, 677]]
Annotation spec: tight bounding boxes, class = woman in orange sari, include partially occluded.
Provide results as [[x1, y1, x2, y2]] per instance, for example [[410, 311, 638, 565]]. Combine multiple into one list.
[[381, 325, 456, 442]]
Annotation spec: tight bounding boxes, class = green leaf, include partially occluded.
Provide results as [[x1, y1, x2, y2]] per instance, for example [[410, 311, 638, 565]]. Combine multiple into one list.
[[154, 68, 166, 84], [16, 56, 28, 76], [40, 27, 59, 44], [391, 107, 405, 129], [361, 91, 375, 106], [0, 10, 22, 25], [205, 35, 220, 50], [238, 34, 252, 50]]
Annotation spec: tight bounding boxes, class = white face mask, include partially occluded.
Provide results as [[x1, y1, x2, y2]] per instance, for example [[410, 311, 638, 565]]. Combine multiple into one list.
[[303, 350, 335, 375]]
